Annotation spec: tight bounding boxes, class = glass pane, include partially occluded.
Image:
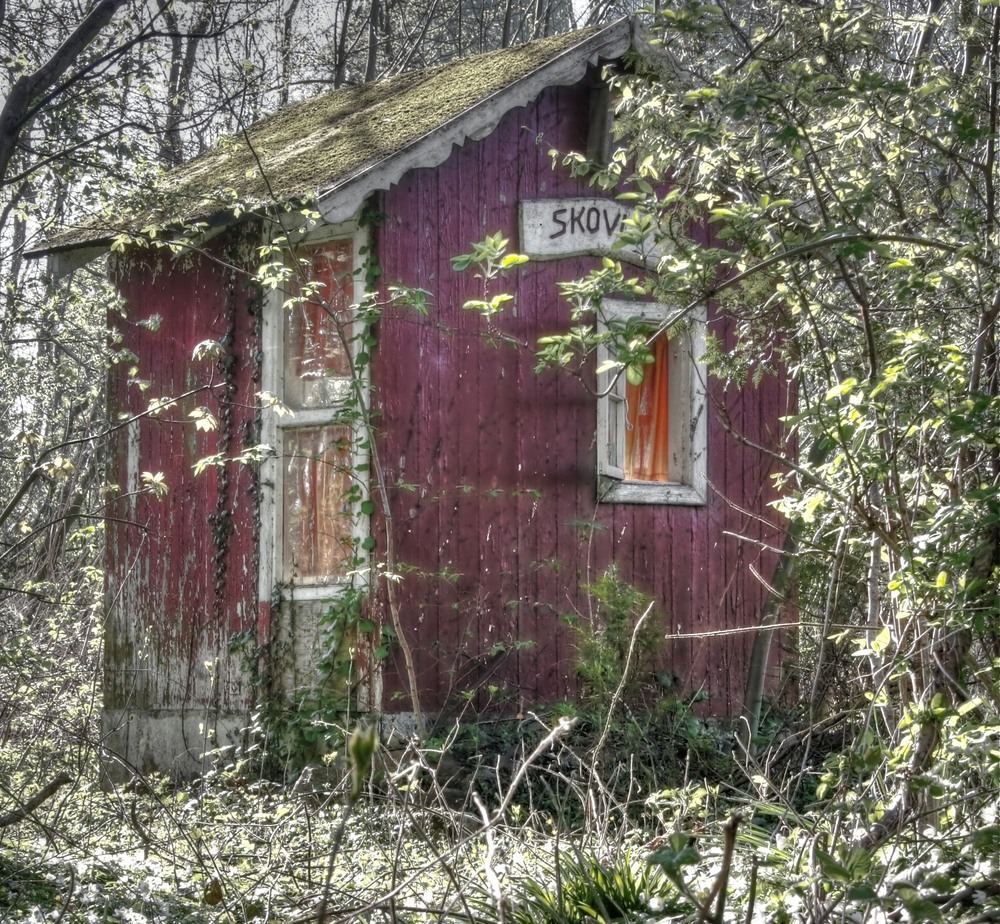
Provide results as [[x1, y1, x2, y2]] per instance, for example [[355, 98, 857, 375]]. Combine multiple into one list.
[[283, 239, 353, 410], [282, 425, 354, 582], [624, 336, 670, 482]]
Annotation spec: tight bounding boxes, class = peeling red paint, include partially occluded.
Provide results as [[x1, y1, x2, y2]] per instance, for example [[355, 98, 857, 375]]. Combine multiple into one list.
[[374, 83, 789, 715], [105, 80, 788, 766], [105, 235, 260, 737]]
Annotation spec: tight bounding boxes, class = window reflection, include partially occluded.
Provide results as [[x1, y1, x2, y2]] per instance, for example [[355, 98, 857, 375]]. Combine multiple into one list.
[[282, 425, 354, 582]]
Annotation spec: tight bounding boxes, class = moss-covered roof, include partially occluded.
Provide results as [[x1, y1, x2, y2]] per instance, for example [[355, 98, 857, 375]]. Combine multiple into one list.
[[40, 20, 631, 256]]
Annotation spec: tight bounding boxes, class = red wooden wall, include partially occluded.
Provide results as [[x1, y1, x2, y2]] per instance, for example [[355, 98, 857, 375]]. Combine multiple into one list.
[[375, 81, 788, 717], [105, 76, 788, 772], [105, 234, 261, 772]]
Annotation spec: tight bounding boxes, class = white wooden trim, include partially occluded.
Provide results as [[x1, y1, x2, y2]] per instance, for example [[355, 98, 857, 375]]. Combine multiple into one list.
[[276, 404, 354, 428], [596, 337, 624, 480], [599, 478, 706, 505], [286, 584, 347, 603], [318, 20, 632, 225], [258, 219, 370, 607], [258, 252, 282, 611]]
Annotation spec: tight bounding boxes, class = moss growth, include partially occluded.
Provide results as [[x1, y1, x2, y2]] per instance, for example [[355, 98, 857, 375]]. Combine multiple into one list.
[[48, 25, 618, 250]]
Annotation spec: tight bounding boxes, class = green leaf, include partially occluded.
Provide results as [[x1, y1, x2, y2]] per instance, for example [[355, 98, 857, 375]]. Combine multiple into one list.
[[625, 364, 645, 387], [846, 884, 878, 901], [500, 253, 528, 268], [814, 847, 851, 883], [971, 825, 1000, 850], [826, 378, 858, 400]]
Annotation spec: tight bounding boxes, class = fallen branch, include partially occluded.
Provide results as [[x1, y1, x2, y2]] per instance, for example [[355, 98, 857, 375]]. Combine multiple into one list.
[[0, 771, 73, 828]]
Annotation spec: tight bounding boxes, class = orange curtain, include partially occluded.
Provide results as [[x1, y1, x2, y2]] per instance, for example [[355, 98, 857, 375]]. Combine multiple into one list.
[[624, 337, 670, 482], [290, 241, 352, 381], [283, 427, 352, 581]]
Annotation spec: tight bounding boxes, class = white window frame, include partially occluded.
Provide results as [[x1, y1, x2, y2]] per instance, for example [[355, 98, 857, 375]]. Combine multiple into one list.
[[596, 298, 707, 505], [259, 220, 370, 604]]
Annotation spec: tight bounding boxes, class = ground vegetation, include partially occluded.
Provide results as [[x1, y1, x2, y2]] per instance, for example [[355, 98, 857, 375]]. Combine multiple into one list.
[[7, 1, 1000, 923]]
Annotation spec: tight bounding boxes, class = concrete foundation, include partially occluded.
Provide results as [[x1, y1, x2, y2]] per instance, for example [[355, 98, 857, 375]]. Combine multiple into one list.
[[101, 708, 249, 782]]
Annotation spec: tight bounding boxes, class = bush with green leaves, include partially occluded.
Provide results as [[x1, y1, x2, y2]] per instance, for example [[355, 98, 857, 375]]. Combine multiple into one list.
[[539, 0, 1000, 857], [562, 565, 661, 709], [493, 850, 689, 924]]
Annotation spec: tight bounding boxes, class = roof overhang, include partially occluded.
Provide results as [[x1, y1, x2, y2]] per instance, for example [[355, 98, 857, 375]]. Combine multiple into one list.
[[317, 18, 632, 225], [30, 18, 633, 277]]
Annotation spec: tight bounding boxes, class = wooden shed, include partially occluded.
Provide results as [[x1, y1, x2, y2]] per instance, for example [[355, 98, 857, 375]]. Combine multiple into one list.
[[40, 19, 788, 777]]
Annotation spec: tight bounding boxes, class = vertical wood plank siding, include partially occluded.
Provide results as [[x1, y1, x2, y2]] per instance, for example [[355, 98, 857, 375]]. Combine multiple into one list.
[[106, 77, 788, 753], [106, 235, 260, 769], [376, 82, 788, 716]]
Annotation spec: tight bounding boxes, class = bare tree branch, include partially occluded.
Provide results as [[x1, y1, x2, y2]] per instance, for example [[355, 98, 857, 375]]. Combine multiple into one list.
[[0, 0, 130, 184], [0, 772, 73, 829]]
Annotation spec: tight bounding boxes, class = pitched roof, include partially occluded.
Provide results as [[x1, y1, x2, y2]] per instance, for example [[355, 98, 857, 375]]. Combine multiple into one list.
[[37, 19, 631, 260]]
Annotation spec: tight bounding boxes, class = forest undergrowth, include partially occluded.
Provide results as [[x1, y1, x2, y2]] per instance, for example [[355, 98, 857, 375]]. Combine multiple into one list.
[[3, 594, 1000, 924]]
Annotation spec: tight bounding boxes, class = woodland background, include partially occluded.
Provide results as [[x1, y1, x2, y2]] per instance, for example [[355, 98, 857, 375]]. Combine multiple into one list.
[[5, 1, 1000, 923]]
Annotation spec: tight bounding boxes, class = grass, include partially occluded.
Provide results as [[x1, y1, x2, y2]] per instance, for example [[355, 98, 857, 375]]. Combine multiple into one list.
[[4, 701, 1000, 923], [3, 781, 479, 922], [0, 705, 721, 924]]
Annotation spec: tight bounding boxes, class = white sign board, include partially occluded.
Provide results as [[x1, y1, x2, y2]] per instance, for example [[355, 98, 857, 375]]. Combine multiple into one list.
[[520, 198, 645, 261]]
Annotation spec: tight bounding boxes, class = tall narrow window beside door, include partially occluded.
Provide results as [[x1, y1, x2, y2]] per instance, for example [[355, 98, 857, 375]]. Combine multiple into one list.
[[596, 299, 707, 505]]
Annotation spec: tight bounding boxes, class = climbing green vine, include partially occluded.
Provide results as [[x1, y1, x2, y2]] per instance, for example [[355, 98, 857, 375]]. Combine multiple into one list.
[[240, 200, 429, 762]]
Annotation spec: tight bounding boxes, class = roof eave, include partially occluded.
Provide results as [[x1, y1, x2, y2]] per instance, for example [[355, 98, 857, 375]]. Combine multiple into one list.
[[316, 18, 632, 225], [32, 18, 633, 269]]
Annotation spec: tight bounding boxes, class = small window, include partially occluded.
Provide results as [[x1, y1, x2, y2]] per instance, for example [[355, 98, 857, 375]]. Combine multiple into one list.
[[597, 299, 706, 505]]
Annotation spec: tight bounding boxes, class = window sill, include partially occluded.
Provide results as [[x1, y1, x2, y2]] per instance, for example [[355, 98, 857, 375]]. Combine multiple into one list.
[[284, 582, 352, 603], [598, 477, 707, 506]]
